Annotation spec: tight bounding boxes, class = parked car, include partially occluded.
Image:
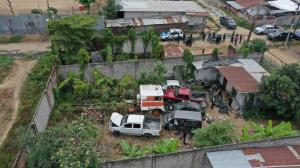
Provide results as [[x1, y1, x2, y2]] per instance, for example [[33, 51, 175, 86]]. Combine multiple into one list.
[[219, 16, 237, 29], [109, 112, 162, 137], [164, 101, 203, 130], [160, 28, 184, 41], [267, 30, 294, 41], [164, 87, 207, 105], [254, 24, 279, 35], [294, 29, 300, 40]]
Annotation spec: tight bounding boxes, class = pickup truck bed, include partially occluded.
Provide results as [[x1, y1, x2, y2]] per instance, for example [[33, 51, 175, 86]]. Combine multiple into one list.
[[144, 118, 161, 130]]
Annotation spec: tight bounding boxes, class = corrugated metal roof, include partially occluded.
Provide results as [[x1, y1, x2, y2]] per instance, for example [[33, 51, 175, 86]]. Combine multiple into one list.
[[164, 44, 184, 58], [226, 1, 246, 10], [244, 146, 300, 167], [106, 16, 189, 28], [217, 66, 259, 93], [235, 0, 266, 8], [120, 0, 206, 13], [207, 150, 252, 168]]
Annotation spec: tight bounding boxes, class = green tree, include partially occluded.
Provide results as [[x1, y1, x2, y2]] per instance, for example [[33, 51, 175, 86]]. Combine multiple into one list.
[[103, 0, 120, 19], [240, 38, 267, 54], [142, 28, 155, 58], [77, 48, 91, 71], [101, 28, 115, 48], [76, 0, 96, 14], [25, 116, 99, 168], [138, 61, 166, 84], [152, 44, 164, 60], [128, 28, 136, 55], [182, 49, 195, 80], [241, 120, 298, 141], [260, 71, 300, 119], [212, 48, 219, 61], [105, 45, 113, 62], [48, 15, 97, 64], [192, 121, 237, 147]]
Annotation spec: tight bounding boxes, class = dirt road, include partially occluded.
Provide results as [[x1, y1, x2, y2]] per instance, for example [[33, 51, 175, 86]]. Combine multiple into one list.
[[0, 41, 50, 56], [0, 59, 36, 146]]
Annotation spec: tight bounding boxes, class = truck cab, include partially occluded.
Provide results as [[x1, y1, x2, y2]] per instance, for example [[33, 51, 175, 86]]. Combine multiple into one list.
[[109, 112, 162, 137]]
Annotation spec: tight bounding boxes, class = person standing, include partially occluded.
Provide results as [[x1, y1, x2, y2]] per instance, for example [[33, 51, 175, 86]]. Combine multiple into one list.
[[234, 34, 238, 45], [203, 31, 206, 41], [239, 34, 243, 44], [223, 33, 226, 42], [230, 34, 234, 44]]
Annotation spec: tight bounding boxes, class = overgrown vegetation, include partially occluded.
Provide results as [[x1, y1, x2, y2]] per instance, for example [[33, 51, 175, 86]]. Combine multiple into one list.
[[138, 61, 166, 85], [259, 64, 300, 122], [0, 56, 14, 83], [242, 120, 298, 141], [0, 54, 58, 167], [0, 35, 22, 44], [192, 121, 237, 147], [119, 139, 180, 158], [48, 15, 97, 64], [103, 0, 120, 19], [239, 38, 267, 54], [23, 115, 100, 168]]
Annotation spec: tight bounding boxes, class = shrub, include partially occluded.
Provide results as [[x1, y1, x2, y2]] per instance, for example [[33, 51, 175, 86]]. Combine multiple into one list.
[[31, 9, 44, 14]]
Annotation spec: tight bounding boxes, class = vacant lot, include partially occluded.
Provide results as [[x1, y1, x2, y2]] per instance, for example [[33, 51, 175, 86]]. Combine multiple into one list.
[[0, 0, 106, 15]]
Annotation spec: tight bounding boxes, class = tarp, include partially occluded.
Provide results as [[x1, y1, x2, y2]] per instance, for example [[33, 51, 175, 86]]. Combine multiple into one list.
[[268, 0, 299, 12]]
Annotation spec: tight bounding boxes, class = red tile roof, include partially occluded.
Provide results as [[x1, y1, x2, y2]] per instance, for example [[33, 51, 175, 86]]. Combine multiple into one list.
[[164, 44, 184, 58], [217, 66, 259, 93], [235, 0, 265, 8], [243, 146, 300, 168]]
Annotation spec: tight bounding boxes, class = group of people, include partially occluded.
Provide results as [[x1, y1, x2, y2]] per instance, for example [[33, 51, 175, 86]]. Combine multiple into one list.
[[199, 31, 243, 45]]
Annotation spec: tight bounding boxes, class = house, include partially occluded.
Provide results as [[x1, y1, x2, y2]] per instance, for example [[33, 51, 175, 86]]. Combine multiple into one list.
[[106, 16, 189, 34], [204, 145, 300, 168], [117, 0, 208, 30], [192, 59, 269, 112]]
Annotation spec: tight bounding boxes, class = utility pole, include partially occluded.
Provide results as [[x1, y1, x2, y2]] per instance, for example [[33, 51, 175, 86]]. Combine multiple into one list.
[[285, 1, 300, 46]]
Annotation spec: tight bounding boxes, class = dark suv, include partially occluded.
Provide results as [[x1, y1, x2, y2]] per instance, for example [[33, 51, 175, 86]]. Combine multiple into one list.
[[220, 16, 237, 29], [267, 30, 294, 41]]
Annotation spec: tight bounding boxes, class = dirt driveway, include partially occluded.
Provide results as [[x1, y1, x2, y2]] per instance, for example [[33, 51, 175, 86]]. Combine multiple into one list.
[[0, 41, 50, 56], [0, 59, 36, 146]]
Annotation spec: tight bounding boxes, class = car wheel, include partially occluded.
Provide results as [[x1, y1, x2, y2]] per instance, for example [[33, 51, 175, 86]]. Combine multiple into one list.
[[144, 133, 153, 138], [112, 131, 121, 137]]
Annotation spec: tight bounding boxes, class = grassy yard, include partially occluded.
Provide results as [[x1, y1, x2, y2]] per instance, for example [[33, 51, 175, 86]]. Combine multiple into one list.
[[0, 56, 15, 83]]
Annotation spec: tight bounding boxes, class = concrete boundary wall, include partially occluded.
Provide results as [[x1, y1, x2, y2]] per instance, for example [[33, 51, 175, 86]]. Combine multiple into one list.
[[58, 53, 264, 80], [102, 136, 300, 168]]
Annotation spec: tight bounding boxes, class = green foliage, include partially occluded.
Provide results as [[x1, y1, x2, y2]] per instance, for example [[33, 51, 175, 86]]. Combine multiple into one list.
[[259, 64, 300, 120], [212, 48, 219, 60], [48, 7, 58, 14], [119, 139, 179, 158], [152, 139, 179, 154], [242, 47, 250, 58], [128, 28, 136, 55], [0, 56, 14, 83], [192, 121, 237, 147], [31, 9, 44, 14], [241, 120, 298, 141], [48, 15, 97, 64], [103, 0, 120, 19], [105, 45, 113, 62], [240, 38, 267, 54], [142, 28, 155, 58], [182, 49, 195, 80], [114, 74, 138, 99], [76, 0, 96, 14], [25, 115, 100, 168], [101, 28, 116, 48], [77, 48, 91, 71], [0, 35, 23, 44], [152, 44, 164, 60], [138, 61, 166, 84], [0, 54, 58, 167]]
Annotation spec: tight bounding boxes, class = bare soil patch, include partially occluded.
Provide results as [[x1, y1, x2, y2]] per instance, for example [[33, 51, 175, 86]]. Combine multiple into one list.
[[0, 59, 36, 147]]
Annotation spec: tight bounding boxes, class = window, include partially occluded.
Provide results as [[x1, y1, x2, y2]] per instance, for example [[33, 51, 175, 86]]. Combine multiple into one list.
[[154, 96, 161, 101], [124, 123, 132, 128], [133, 124, 141, 128]]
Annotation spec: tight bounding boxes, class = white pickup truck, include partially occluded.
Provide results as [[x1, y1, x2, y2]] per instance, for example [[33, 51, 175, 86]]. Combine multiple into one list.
[[109, 112, 162, 137]]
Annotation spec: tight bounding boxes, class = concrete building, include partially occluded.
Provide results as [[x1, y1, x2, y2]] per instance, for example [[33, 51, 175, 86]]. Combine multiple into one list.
[[205, 145, 300, 168], [193, 59, 269, 112], [118, 0, 208, 30]]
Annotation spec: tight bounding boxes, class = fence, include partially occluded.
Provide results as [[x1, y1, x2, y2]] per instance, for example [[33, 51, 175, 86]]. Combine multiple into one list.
[[102, 135, 300, 168], [13, 67, 57, 168], [58, 52, 264, 80], [0, 14, 105, 35]]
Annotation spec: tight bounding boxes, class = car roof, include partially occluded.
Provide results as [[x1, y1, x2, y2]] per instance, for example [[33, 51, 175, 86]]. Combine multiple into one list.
[[173, 110, 202, 121], [127, 114, 145, 123], [170, 28, 183, 33]]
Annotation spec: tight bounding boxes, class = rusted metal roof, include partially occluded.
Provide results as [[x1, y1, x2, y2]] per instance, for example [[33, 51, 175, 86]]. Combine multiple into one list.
[[164, 44, 184, 58], [243, 146, 300, 168], [217, 66, 259, 93], [234, 0, 265, 8], [186, 12, 209, 17]]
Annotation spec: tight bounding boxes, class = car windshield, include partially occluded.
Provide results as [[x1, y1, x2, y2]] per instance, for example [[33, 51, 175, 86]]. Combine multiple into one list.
[[260, 25, 267, 29], [121, 115, 128, 125]]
